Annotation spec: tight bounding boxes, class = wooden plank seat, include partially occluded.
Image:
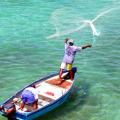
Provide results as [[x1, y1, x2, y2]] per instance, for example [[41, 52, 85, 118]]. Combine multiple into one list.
[[38, 93, 55, 103]]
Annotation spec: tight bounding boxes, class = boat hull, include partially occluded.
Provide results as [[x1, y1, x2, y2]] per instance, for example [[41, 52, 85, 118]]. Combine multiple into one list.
[[0, 67, 77, 120]]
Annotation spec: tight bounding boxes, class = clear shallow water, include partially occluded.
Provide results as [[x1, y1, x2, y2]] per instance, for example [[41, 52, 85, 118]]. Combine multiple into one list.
[[0, 0, 120, 120]]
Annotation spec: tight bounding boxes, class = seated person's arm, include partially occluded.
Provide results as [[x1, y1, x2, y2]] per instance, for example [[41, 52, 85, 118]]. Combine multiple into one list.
[[20, 101, 25, 110], [20, 97, 27, 110]]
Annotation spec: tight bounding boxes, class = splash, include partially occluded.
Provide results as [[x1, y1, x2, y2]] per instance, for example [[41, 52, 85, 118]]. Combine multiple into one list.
[[47, 7, 118, 39], [84, 20, 100, 36]]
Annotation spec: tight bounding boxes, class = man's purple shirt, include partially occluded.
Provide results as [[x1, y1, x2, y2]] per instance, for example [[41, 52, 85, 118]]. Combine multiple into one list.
[[62, 43, 82, 64]]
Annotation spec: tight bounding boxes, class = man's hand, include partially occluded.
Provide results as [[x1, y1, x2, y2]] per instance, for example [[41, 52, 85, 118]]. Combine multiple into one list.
[[64, 38, 69, 43], [81, 44, 92, 49], [87, 44, 92, 48]]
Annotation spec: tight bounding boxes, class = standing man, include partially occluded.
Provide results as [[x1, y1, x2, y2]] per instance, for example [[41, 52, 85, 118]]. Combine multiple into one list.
[[59, 38, 92, 81]]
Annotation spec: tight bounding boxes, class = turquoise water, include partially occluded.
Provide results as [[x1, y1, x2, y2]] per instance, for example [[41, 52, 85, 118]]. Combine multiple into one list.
[[0, 0, 120, 120]]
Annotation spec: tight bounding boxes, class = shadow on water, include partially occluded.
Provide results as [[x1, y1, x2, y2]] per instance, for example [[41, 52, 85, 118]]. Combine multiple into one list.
[[35, 82, 90, 120]]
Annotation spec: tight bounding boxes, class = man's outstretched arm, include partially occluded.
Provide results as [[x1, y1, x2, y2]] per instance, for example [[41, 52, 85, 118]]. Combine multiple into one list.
[[81, 44, 92, 49]]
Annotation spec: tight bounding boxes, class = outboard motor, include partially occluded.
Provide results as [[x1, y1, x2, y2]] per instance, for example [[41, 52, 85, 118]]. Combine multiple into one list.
[[0, 103, 16, 118]]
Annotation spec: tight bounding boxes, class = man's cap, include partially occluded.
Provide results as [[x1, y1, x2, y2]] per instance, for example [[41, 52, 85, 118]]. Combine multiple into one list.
[[67, 39, 74, 44]]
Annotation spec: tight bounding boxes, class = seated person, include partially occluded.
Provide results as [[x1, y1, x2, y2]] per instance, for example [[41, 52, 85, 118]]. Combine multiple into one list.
[[20, 85, 38, 111]]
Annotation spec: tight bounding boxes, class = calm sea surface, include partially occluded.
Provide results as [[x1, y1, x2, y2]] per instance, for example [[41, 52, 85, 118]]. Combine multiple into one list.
[[0, 0, 120, 120]]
